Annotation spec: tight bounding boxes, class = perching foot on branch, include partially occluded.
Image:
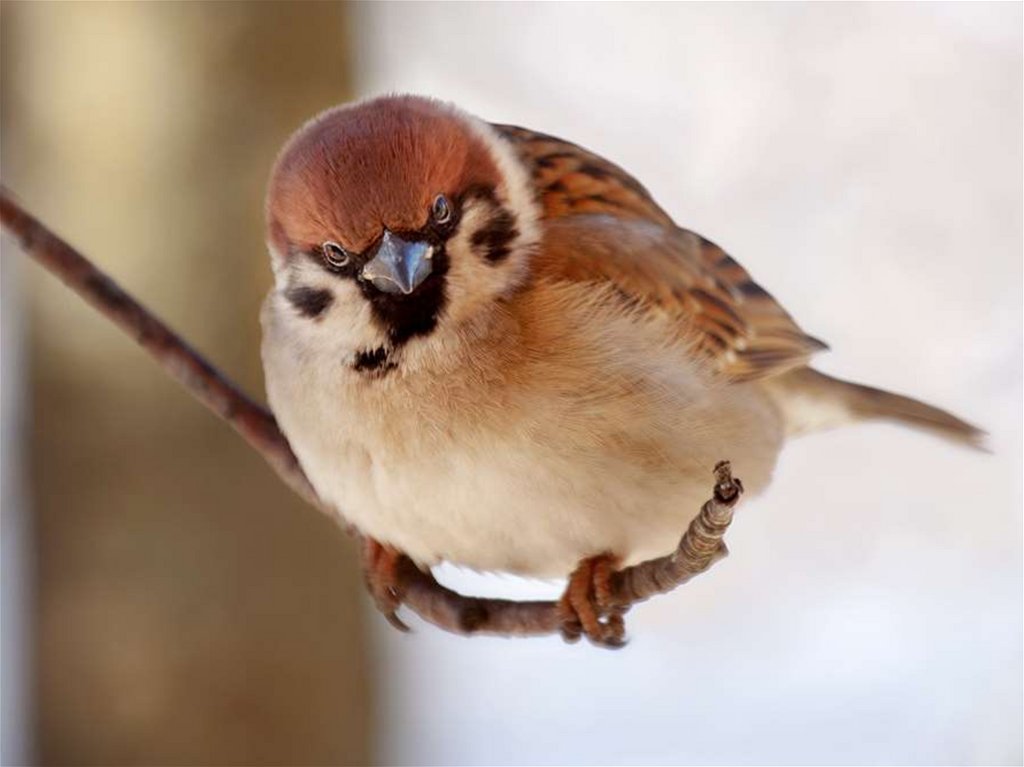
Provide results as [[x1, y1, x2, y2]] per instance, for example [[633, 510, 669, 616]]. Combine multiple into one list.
[[365, 463, 743, 646], [558, 554, 629, 648], [361, 537, 410, 632]]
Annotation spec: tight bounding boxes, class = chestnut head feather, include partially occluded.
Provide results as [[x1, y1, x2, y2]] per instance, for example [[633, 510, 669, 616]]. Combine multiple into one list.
[[269, 96, 504, 255], [264, 95, 540, 373]]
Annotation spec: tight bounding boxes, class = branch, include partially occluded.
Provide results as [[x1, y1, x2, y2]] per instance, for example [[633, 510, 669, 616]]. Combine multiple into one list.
[[1, 186, 742, 644], [0, 190, 318, 507], [394, 461, 741, 639]]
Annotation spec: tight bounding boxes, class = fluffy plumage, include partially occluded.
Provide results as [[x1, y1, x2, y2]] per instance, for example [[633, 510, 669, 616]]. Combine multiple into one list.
[[261, 95, 981, 587]]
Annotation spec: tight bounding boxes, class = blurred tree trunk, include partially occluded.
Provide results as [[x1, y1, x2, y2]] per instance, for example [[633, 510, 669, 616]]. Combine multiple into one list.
[[1, 3, 372, 764]]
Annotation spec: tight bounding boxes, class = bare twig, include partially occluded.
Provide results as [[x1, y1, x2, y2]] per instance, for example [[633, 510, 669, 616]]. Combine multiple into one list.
[[1, 187, 742, 644], [0, 189, 318, 507]]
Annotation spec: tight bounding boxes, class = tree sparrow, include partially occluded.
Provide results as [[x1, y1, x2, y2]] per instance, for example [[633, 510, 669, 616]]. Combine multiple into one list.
[[261, 95, 981, 645]]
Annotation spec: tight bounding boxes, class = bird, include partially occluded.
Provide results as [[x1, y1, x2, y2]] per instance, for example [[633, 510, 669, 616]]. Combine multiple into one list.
[[260, 94, 982, 646]]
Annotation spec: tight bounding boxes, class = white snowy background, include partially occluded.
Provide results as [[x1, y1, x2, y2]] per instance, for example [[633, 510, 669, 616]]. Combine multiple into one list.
[[354, 3, 1022, 765]]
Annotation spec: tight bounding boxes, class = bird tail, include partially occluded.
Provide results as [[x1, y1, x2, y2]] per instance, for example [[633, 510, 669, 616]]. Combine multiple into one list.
[[763, 367, 986, 450]]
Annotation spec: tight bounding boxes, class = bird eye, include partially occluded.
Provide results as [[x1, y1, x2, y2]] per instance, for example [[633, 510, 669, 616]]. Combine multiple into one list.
[[321, 241, 350, 270], [431, 194, 452, 225]]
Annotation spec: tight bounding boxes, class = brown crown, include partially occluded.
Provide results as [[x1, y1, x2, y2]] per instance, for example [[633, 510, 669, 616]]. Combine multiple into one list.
[[266, 95, 502, 257]]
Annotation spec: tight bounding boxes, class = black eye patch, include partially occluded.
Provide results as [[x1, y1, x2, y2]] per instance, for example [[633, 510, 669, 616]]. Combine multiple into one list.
[[285, 285, 334, 319], [470, 206, 519, 264]]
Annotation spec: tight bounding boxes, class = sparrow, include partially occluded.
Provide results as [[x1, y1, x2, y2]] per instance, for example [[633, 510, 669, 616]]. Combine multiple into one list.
[[261, 94, 981, 645]]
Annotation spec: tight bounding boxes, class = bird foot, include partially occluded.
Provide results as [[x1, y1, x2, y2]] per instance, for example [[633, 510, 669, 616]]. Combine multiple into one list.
[[558, 553, 629, 648], [361, 537, 410, 631]]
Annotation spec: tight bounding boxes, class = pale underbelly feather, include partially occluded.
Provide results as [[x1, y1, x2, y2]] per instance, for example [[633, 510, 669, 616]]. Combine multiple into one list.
[[262, 294, 785, 577], [275, 371, 783, 577]]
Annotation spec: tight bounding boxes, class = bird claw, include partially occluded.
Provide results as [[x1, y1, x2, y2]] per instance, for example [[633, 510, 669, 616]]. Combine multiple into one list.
[[361, 537, 410, 631], [558, 554, 629, 648]]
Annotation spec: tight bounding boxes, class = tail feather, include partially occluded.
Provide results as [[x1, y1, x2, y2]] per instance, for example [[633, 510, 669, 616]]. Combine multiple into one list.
[[765, 368, 986, 450]]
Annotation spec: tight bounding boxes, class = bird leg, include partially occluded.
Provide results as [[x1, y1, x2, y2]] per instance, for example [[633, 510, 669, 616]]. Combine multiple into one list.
[[360, 536, 410, 631], [558, 553, 629, 648]]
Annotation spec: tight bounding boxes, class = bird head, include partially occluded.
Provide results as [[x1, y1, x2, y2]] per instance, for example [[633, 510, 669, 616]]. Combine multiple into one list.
[[265, 95, 539, 373]]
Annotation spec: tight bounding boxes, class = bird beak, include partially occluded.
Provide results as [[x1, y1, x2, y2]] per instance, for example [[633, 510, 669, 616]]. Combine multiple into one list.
[[361, 230, 433, 295]]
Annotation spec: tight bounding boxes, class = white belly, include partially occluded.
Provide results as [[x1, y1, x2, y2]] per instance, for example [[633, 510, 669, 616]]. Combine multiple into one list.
[[265, 361, 782, 578], [302, 425, 765, 577], [261, 291, 786, 578]]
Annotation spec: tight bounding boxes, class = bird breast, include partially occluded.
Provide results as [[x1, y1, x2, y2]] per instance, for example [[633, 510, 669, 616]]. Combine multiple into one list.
[[261, 280, 786, 577]]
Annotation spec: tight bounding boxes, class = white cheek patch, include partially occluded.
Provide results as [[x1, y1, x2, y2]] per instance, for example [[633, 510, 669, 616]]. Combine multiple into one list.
[[459, 111, 541, 256], [438, 109, 546, 332], [443, 201, 531, 328], [276, 258, 389, 358]]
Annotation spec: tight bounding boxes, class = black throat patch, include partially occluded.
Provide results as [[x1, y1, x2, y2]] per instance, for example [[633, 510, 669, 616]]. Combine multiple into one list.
[[357, 244, 450, 347], [353, 346, 396, 375]]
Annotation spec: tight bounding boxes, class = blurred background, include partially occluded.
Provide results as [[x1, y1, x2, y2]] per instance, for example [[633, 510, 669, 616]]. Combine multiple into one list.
[[1, 2, 1020, 765]]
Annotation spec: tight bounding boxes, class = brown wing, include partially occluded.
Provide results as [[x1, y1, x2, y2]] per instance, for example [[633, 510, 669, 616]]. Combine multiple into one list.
[[494, 124, 827, 382], [493, 123, 676, 227]]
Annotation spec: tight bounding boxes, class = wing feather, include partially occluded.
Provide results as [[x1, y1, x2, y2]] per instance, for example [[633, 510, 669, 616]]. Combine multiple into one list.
[[495, 124, 827, 382]]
